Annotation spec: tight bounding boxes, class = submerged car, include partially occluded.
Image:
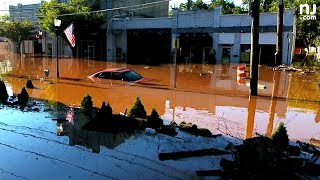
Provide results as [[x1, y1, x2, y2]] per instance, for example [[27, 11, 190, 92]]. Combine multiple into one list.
[[87, 68, 151, 86]]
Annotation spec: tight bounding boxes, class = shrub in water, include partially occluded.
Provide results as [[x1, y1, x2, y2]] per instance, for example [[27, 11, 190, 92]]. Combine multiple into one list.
[[18, 87, 29, 105], [26, 79, 34, 88], [147, 108, 163, 130], [271, 122, 289, 149], [99, 101, 113, 119], [0, 80, 8, 102], [128, 97, 146, 118], [81, 94, 93, 114]]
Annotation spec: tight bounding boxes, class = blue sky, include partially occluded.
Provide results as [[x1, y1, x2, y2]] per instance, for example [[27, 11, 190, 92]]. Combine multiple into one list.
[[0, 0, 243, 15]]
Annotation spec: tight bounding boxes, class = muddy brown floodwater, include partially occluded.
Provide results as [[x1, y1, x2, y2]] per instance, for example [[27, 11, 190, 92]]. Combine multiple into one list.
[[1, 52, 320, 142]]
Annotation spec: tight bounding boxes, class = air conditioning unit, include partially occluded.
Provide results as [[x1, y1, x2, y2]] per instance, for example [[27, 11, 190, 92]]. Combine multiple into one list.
[[128, 12, 134, 18]]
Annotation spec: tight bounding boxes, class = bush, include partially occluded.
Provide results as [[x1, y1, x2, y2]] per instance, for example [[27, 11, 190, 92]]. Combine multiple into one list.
[[26, 79, 34, 88], [0, 80, 8, 102], [147, 108, 163, 130], [99, 101, 112, 119], [81, 94, 93, 114], [18, 87, 29, 105], [128, 97, 147, 118], [271, 122, 289, 149]]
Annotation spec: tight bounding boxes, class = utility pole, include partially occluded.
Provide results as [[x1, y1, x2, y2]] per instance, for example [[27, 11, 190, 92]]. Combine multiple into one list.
[[250, 0, 260, 96], [275, 0, 283, 66], [187, 0, 192, 10]]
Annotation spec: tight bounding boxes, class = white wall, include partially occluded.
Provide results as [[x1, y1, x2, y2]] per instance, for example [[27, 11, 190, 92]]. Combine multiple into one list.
[[113, 18, 172, 29], [220, 9, 294, 27], [240, 33, 277, 44], [177, 11, 214, 28]]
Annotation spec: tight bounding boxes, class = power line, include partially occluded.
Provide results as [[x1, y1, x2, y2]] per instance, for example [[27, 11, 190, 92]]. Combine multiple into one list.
[[3, 0, 171, 20], [55, 0, 171, 17]]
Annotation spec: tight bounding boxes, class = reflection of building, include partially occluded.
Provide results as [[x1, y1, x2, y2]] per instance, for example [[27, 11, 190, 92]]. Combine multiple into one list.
[[108, 7, 295, 65], [58, 122, 126, 153], [68, 129, 126, 153]]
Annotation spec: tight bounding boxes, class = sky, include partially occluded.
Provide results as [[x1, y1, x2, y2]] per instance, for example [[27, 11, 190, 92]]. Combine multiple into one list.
[[0, 0, 243, 15]]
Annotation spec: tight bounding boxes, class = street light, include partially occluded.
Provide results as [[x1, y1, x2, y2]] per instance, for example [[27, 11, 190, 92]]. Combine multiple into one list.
[[36, 31, 43, 56], [54, 17, 61, 78]]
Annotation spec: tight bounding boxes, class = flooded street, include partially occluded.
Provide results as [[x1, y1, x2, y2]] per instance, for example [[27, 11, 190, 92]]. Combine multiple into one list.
[[1, 53, 320, 141], [1, 53, 320, 178]]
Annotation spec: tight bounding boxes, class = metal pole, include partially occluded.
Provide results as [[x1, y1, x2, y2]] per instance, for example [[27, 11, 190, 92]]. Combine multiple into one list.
[[174, 48, 177, 88], [275, 0, 283, 66], [250, 0, 260, 96], [28, 41, 30, 78], [56, 35, 59, 78]]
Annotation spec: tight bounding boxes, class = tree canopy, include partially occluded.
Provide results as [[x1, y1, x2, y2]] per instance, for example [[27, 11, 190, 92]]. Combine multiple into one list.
[[175, 0, 246, 14], [0, 16, 35, 53], [271, 0, 320, 47], [37, 0, 104, 38]]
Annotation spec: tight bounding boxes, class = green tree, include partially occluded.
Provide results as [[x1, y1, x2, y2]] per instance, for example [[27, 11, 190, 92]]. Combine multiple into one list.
[[178, 0, 208, 10], [242, 0, 274, 12], [263, 0, 320, 48], [242, 0, 320, 48], [0, 16, 35, 54], [271, 122, 289, 149], [37, 0, 103, 56], [177, 0, 245, 14], [128, 97, 147, 118], [208, 0, 246, 14]]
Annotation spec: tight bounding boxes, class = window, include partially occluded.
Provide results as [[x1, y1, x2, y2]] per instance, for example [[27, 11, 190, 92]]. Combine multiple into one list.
[[111, 72, 124, 80], [96, 72, 111, 79], [123, 71, 142, 81]]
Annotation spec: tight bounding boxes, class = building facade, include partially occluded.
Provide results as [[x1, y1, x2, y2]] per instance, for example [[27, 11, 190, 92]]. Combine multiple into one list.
[[108, 7, 295, 65], [9, 2, 42, 25]]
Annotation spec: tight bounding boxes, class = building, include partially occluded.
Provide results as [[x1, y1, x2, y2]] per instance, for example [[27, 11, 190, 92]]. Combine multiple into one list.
[[9, 2, 42, 25], [107, 7, 295, 65]]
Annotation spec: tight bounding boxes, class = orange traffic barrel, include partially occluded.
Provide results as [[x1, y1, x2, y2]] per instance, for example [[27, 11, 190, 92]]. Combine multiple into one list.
[[237, 65, 246, 85], [237, 64, 246, 72]]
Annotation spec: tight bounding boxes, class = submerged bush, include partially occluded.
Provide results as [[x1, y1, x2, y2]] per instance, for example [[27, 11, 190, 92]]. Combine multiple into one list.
[[26, 79, 34, 88], [99, 101, 113, 119], [0, 80, 8, 102], [128, 97, 146, 118], [81, 94, 93, 114], [271, 122, 289, 149], [18, 87, 29, 105], [147, 108, 163, 130]]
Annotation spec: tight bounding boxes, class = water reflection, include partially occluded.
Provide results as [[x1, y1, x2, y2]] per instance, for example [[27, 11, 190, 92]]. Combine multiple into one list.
[[0, 56, 305, 98], [68, 127, 127, 153], [1, 55, 320, 142], [56, 107, 128, 153]]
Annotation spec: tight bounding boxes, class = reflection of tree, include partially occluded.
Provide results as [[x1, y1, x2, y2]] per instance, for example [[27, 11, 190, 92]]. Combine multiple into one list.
[[314, 105, 320, 123], [266, 71, 280, 137], [41, 84, 58, 106], [288, 73, 319, 103], [245, 96, 257, 139]]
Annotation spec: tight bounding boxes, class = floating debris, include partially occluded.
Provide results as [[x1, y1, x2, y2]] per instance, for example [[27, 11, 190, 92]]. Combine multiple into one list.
[[273, 65, 300, 72], [299, 69, 315, 75], [246, 83, 266, 89]]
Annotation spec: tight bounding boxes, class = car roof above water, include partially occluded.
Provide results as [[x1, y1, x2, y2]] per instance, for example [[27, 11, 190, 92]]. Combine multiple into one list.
[[98, 68, 130, 73]]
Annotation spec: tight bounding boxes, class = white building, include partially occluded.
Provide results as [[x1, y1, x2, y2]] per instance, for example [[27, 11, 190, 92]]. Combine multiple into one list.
[[108, 7, 295, 65]]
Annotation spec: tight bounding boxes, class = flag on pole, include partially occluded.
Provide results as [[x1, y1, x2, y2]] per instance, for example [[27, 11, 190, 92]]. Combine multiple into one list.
[[64, 23, 75, 47]]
